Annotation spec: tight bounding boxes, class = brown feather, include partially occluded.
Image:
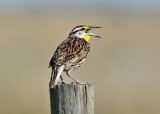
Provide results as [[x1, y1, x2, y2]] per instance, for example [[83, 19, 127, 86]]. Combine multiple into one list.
[[49, 37, 90, 88], [49, 37, 90, 69]]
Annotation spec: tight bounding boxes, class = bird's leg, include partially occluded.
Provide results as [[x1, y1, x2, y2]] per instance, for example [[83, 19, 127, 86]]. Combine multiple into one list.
[[66, 72, 85, 84], [60, 75, 66, 84]]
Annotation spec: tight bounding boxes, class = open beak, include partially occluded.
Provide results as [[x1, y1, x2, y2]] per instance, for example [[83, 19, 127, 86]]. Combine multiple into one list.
[[86, 26, 102, 38]]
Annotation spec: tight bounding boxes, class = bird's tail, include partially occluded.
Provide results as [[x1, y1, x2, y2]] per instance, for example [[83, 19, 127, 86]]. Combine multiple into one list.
[[49, 65, 64, 88]]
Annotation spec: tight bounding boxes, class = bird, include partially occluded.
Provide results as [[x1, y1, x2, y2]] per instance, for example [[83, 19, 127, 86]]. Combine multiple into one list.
[[49, 25, 101, 88]]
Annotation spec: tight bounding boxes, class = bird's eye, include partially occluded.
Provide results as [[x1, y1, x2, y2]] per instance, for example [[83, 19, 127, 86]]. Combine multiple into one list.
[[82, 28, 85, 30], [79, 33, 82, 35]]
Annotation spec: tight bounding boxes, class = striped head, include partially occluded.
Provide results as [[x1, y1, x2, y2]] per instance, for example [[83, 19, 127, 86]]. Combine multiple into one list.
[[68, 25, 101, 42]]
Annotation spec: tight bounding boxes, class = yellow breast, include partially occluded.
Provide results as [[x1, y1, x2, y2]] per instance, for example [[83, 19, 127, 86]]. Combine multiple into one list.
[[83, 34, 91, 42]]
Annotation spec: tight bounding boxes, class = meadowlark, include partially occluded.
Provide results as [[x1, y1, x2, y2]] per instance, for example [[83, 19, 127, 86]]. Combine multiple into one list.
[[49, 25, 101, 88]]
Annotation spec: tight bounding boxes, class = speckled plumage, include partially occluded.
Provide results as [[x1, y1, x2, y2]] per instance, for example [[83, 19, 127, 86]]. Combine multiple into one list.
[[49, 37, 90, 70], [49, 37, 90, 88]]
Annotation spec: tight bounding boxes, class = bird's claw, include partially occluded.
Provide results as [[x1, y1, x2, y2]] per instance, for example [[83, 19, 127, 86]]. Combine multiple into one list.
[[76, 81, 86, 84], [61, 80, 66, 84]]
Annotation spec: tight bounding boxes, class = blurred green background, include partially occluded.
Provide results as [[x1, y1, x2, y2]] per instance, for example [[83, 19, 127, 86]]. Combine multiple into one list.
[[0, 0, 160, 114]]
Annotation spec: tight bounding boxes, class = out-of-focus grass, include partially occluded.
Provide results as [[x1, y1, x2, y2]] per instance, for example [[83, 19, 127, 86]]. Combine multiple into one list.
[[0, 3, 160, 114]]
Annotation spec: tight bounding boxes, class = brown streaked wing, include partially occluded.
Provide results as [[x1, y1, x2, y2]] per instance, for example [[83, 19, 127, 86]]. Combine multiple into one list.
[[49, 37, 90, 67]]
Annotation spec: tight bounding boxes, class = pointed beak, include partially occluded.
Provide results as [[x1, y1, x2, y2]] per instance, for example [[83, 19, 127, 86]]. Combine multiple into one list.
[[87, 26, 102, 38], [90, 26, 102, 29]]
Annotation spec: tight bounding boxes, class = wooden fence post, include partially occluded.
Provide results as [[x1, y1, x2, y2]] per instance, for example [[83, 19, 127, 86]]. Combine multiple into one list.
[[50, 84, 94, 114]]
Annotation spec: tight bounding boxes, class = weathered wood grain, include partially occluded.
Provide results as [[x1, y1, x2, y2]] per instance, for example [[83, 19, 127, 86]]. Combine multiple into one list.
[[50, 84, 94, 114]]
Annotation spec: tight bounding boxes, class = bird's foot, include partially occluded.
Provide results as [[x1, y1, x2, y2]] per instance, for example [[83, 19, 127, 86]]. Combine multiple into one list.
[[61, 80, 67, 84], [76, 81, 86, 84], [59, 81, 86, 85], [61, 80, 74, 85], [57, 81, 67, 84], [70, 81, 83, 84]]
